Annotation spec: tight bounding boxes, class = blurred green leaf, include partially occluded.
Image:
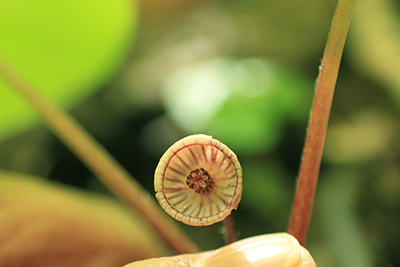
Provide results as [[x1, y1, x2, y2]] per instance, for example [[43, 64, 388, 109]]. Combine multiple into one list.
[[317, 169, 374, 267], [0, 0, 138, 140], [349, 0, 400, 104], [162, 58, 313, 155], [241, 159, 292, 224]]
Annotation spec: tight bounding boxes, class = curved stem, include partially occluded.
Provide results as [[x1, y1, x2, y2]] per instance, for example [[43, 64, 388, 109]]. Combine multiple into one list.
[[0, 59, 199, 254], [288, 0, 355, 246]]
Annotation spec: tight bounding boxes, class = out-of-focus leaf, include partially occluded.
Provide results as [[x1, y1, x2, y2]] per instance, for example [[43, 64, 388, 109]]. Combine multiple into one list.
[[349, 0, 400, 104], [241, 160, 291, 224], [226, 0, 336, 66], [324, 110, 396, 163], [315, 169, 374, 267], [162, 58, 312, 155], [0, 0, 138, 140], [0, 170, 166, 267]]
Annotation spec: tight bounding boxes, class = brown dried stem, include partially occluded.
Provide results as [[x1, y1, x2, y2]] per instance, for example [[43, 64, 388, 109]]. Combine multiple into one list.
[[0, 59, 199, 254], [223, 214, 237, 244], [288, 0, 355, 246]]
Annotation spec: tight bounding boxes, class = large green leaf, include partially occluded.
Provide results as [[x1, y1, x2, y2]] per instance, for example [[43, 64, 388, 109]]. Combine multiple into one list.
[[0, 0, 138, 140]]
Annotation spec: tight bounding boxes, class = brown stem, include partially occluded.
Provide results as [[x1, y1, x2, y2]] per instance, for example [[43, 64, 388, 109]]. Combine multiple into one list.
[[288, 0, 354, 246], [223, 214, 237, 244], [0, 58, 199, 254]]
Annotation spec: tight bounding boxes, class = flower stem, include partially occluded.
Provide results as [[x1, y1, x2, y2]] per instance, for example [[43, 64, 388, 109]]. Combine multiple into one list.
[[288, 0, 355, 246], [223, 214, 237, 244], [0, 59, 199, 254]]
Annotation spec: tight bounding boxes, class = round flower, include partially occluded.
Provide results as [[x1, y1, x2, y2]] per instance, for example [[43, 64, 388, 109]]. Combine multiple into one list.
[[154, 135, 243, 226]]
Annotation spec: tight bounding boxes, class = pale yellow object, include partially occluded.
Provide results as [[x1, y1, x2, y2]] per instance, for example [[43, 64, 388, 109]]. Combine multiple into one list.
[[125, 233, 316, 267], [154, 134, 243, 226], [0, 170, 166, 267]]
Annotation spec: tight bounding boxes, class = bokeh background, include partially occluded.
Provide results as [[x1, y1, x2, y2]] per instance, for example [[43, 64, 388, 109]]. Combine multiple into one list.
[[1, 0, 400, 266]]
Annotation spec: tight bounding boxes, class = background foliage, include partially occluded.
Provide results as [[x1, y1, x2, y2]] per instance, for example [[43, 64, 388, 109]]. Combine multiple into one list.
[[1, 0, 399, 266]]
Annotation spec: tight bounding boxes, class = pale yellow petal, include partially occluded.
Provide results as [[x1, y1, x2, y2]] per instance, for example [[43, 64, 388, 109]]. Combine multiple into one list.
[[124, 233, 316, 267]]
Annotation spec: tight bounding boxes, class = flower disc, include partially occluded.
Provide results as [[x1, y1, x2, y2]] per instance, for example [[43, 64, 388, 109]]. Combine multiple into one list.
[[154, 134, 243, 226]]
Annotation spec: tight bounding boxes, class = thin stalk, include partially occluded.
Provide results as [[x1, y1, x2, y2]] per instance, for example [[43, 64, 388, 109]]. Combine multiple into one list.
[[288, 0, 355, 246], [0, 59, 199, 254], [223, 214, 237, 244]]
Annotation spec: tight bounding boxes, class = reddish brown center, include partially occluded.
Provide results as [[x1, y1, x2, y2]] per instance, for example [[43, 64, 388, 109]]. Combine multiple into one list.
[[186, 168, 212, 193]]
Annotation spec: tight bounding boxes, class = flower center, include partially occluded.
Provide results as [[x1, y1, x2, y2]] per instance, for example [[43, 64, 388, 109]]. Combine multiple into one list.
[[186, 168, 212, 193]]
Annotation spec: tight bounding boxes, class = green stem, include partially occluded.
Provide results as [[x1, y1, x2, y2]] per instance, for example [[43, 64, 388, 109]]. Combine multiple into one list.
[[288, 0, 355, 246], [0, 59, 199, 254]]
